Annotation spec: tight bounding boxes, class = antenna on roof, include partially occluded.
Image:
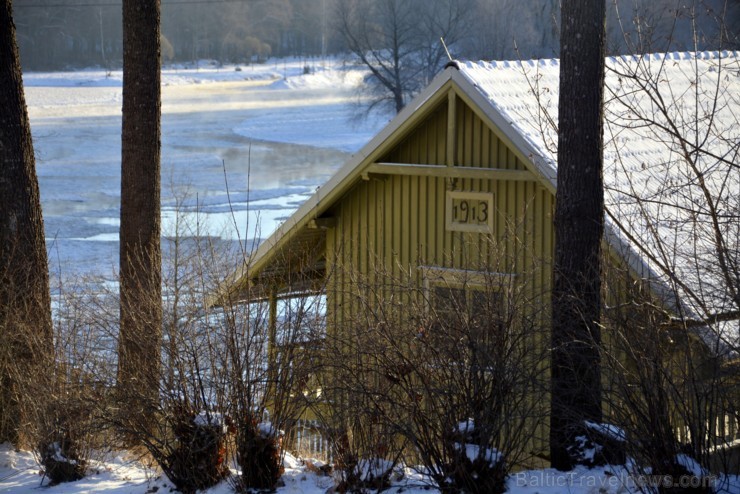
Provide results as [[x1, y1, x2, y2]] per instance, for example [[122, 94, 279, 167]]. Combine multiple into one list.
[[440, 37, 452, 61]]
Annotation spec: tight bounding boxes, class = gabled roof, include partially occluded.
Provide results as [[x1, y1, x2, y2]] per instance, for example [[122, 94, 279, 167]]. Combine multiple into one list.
[[219, 63, 554, 301], [455, 52, 740, 350], [222, 51, 740, 351]]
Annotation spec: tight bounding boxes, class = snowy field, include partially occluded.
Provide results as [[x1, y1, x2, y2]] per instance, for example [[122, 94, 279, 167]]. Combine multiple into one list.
[[25, 58, 386, 279]]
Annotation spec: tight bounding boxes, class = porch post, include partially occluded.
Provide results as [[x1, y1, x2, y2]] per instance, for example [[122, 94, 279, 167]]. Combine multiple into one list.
[[267, 288, 278, 403]]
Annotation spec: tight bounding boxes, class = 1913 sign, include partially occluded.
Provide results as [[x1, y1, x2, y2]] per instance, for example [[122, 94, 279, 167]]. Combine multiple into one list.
[[445, 191, 494, 233]]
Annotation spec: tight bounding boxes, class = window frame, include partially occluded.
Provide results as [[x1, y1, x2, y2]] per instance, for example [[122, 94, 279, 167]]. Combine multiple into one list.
[[419, 266, 513, 331], [417, 267, 516, 364]]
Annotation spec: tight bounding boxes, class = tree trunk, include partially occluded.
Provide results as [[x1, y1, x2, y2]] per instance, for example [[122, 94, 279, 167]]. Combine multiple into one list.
[[118, 0, 162, 436], [0, 0, 53, 447], [550, 0, 606, 471]]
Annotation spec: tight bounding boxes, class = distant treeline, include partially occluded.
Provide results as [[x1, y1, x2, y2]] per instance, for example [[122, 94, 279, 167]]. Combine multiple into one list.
[[12, 0, 739, 71], [15, 0, 337, 70]]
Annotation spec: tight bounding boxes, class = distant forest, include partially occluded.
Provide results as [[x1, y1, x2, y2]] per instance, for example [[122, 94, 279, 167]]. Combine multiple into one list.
[[13, 0, 740, 71]]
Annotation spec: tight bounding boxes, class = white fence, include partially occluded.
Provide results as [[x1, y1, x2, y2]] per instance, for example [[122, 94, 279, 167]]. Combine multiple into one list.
[[285, 419, 333, 462]]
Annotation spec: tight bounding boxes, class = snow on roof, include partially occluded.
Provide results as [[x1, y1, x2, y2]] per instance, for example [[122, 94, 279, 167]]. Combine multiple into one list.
[[457, 52, 740, 349]]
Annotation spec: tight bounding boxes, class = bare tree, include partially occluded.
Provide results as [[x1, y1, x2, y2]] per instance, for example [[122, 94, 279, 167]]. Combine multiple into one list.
[[604, 50, 740, 355], [600, 48, 739, 482], [0, 0, 53, 447], [550, 0, 607, 471], [118, 0, 162, 436], [337, 0, 471, 114], [337, 0, 418, 113]]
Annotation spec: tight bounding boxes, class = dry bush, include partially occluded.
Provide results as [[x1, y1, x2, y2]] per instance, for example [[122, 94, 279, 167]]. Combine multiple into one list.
[[215, 293, 286, 492], [441, 419, 508, 494], [309, 385, 405, 492], [400, 268, 548, 493], [28, 191, 283, 492], [600, 274, 733, 493], [309, 245, 550, 493], [18, 271, 121, 485], [161, 408, 231, 493], [107, 187, 322, 492], [232, 415, 284, 491], [218, 275, 325, 491], [35, 384, 95, 485]]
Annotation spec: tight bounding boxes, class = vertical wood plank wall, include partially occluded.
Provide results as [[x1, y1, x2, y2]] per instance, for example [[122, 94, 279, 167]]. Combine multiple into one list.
[[324, 91, 555, 461]]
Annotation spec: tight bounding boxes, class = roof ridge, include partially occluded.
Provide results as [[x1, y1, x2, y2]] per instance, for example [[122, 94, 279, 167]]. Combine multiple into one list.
[[455, 58, 560, 70], [454, 50, 739, 70], [613, 50, 739, 62]]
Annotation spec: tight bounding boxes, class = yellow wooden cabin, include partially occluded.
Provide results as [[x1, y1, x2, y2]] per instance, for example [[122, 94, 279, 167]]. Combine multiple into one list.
[[222, 52, 740, 467]]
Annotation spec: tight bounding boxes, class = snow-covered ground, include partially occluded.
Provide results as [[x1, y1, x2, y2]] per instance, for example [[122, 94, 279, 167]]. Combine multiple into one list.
[[25, 58, 387, 278], [0, 444, 337, 494], [2, 443, 738, 493]]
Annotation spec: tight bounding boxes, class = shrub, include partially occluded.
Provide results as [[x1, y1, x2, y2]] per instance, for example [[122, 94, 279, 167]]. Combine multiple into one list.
[[35, 384, 97, 485], [565, 421, 626, 468], [437, 419, 507, 494], [163, 409, 231, 494], [233, 415, 284, 492], [39, 435, 87, 485], [329, 427, 398, 493], [309, 256, 549, 493]]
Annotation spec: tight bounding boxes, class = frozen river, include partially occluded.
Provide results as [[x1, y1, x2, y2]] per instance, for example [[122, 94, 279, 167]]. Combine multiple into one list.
[[24, 61, 385, 278]]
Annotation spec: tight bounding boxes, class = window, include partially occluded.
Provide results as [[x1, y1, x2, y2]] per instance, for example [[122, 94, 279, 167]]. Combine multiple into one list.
[[420, 267, 509, 354]]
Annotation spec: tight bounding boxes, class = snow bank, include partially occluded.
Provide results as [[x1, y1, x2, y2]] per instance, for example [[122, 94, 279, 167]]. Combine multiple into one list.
[[584, 420, 626, 442], [22, 58, 363, 89]]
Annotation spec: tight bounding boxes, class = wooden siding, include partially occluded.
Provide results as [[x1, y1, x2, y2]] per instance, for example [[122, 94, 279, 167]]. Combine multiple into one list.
[[327, 92, 552, 317], [383, 102, 448, 165], [454, 98, 526, 171], [382, 91, 528, 172], [324, 92, 555, 460]]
